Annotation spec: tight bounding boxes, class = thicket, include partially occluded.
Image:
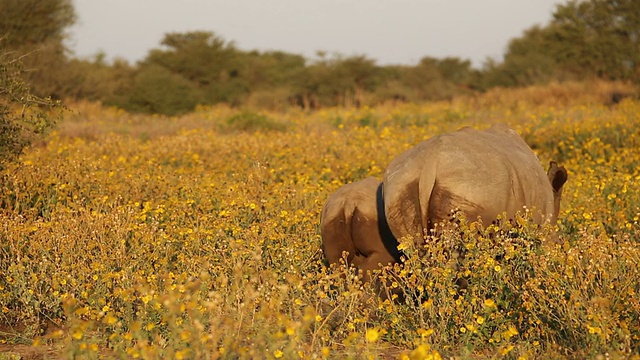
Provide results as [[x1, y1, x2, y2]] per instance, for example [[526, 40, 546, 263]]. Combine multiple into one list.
[[1, 0, 639, 115]]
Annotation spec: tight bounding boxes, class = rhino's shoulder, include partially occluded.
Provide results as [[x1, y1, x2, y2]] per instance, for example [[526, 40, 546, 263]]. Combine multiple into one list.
[[486, 122, 517, 135], [485, 123, 532, 149]]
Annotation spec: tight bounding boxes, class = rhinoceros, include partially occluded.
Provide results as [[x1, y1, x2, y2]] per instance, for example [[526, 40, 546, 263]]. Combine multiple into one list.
[[383, 123, 567, 246], [320, 177, 401, 284], [320, 123, 567, 283]]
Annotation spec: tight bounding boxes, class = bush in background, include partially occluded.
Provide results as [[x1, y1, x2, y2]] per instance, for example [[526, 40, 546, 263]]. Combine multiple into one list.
[[0, 43, 61, 166]]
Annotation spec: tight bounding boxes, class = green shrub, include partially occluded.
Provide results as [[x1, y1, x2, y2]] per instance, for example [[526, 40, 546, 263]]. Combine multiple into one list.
[[225, 111, 287, 132], [119, 64, 205, 116]]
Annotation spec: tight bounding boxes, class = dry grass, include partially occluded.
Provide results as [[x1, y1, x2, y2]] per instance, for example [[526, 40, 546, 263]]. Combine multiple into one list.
[[0, 81, 639, 359]]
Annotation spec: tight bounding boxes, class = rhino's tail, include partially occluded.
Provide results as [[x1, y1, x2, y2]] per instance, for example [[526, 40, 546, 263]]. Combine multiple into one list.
[[417, 166, 437, 243]]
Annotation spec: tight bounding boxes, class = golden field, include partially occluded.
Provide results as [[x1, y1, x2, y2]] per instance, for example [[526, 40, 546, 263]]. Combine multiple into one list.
[[0, 82, 639, 359]]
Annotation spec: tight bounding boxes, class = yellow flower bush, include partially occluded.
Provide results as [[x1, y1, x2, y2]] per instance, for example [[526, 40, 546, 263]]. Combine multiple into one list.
[[0, 85, 638, 358]]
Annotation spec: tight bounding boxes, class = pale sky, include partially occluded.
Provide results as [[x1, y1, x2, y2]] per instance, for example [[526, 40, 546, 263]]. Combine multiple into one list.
[[68, 0, 562, 68]]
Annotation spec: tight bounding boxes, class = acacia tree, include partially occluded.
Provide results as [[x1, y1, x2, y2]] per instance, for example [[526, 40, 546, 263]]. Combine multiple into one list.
[[142, 31, 247, 105]]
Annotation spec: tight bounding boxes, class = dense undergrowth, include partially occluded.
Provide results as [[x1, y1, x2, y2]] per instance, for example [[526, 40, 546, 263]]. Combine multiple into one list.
[[0, 82, 639, 359]]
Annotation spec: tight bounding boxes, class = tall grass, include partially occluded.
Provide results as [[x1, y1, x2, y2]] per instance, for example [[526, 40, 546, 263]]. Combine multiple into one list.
[[0, 82, 638, 359]]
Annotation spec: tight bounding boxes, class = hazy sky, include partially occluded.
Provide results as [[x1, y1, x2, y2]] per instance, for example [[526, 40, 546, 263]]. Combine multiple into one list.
[[68, 0, 561, 68]]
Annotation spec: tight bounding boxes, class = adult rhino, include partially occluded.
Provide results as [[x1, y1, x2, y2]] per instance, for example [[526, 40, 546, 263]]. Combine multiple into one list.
[[383, 123, 567, 249]]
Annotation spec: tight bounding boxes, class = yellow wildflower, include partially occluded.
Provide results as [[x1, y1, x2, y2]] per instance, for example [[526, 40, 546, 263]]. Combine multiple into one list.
[[366, 327, 381, 342], [500, 345, 515, 355]]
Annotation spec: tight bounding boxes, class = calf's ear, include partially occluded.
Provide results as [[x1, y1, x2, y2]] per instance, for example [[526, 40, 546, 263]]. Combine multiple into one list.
[[547, 161, 568, 194]]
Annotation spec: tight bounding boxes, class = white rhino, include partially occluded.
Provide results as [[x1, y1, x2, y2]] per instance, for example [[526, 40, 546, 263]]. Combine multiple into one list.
[[320, 177, 401, 284], [383, 123, 567, 246], [320, 123, 567, 283]]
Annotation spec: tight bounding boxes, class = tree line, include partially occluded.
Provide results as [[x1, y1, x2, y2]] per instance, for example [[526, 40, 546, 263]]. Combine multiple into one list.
[[1, 0, 639, 116]]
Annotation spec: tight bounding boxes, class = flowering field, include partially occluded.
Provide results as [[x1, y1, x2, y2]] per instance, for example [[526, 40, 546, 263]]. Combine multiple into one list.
[[1, 83, 639, 359]]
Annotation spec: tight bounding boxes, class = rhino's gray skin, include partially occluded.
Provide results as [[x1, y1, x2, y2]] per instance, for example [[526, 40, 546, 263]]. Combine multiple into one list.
[[383, 123, 567, 245], [320, 177, 395, 284]]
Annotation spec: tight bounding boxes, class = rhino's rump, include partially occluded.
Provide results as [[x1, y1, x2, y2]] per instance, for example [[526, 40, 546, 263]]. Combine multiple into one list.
[[434, 129, 552, 218], [384, 124, 556, 241]]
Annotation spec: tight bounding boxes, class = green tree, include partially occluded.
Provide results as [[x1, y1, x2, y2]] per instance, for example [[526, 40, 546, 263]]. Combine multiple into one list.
[[243, 50, 306, 88], [121, 64, 205, 116], [480, 26, 562, 88], [487, 0, 640, 86], [396, 57, 474, 101], [142, 31, 248, 106], [0, 42, 61, 165], [547, 0, 640, 81], [0, 0, 77, 98], [63, 54, 135, 103], [242, 50, 306, 109], [0, 0, 75, 47], [292, 54, 380, 107], [431, 57, 474, 85], [479, 0, 640, 88], [372, 65, 413, 103]]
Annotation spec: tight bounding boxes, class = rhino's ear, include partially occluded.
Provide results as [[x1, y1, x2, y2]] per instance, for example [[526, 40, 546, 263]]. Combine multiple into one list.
[[547, 161, 568, 194]]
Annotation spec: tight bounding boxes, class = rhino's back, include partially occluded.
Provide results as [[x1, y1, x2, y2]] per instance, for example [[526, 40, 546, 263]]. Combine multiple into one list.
[[428, 125, 555, 224], [321, 177, 380, 228], [383, 124, 556, 239]]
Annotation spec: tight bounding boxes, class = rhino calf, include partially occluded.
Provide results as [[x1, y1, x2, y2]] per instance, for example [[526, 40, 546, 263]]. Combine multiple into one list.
[[320, 177, 401, 284]]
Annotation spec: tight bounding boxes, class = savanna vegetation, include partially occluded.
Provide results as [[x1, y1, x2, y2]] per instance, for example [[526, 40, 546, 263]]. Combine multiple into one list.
[[1, 0, 639, 116], [0, 82, 639, 359]]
